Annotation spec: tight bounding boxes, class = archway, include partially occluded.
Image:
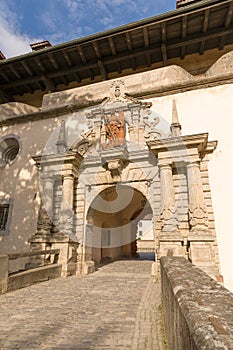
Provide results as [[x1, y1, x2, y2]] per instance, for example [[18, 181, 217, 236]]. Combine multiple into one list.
[[86, 185, 153, 264]]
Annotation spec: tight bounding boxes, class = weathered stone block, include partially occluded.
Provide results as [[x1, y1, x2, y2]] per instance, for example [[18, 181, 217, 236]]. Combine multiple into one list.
[[83, 261, 95, 275], [0, 255, 8, 294]]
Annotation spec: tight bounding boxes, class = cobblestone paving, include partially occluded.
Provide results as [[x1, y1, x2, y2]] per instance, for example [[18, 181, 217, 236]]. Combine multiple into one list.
[[0, 258, 167, 350]]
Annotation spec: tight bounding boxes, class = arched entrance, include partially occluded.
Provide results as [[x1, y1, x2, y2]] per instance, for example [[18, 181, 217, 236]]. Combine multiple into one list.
[[86, 185, 153, 264]]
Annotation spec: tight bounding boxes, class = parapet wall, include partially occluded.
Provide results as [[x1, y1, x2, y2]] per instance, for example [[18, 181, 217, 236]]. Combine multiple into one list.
[[0, 255, 62, 294], [160, 257, 233, 350]]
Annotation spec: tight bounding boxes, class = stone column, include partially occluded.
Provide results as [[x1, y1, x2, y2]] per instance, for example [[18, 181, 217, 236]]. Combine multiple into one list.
[[160, 164, 178, 233], [186, 161, 208, 232], [41, 175, 54, 219], [62, 174, 74, 208], [59, 174, 75, 236], [158, 163, 184, 259], [54, 173, 77, 276], [36, 174, 54, 236]]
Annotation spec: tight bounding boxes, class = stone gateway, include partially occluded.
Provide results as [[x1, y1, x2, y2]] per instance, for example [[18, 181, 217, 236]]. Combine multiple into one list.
[[0, 0, 232, 290]]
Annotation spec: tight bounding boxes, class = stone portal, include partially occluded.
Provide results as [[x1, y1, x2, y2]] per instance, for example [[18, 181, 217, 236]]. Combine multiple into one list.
[[29, 81, 222, 281]]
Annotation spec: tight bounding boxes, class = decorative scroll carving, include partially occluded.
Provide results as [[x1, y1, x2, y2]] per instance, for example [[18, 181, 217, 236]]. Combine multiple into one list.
[[71, 139, 92, 156], [58, 207, 74, 235], [144, 116, 165, 140], [77, 79, 165, 151]]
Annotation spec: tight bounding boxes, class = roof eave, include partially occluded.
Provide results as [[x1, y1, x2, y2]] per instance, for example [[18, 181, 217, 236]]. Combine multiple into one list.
[[0, 0, 228, 65]]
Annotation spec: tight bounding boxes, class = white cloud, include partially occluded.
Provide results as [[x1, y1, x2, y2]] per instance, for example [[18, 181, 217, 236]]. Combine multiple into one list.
[[0, 1, 39, 58], [0, 0, 175, 58], [57, 0, 157, 42], [61, 0, 139, 35], [0, 23, 30, 58]]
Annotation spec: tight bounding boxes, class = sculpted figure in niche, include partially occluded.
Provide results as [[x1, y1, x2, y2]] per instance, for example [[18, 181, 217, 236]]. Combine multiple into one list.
[[103, 110, 126, 149]]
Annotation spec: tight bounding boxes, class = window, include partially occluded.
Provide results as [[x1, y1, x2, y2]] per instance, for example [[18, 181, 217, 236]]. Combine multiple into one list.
[[0, 204, 10, 230], [0, 200, 13, 235], [0, 136, 21, 166]]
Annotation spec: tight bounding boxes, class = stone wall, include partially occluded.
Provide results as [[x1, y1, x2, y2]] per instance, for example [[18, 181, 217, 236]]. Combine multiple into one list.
[[0, 255, 8, 294], [7, 264, 62, 292], [160, 257, 233, 350]]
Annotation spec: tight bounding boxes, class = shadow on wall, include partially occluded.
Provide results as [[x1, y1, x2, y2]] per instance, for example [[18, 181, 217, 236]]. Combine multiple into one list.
[[0, 93, 93, 271]]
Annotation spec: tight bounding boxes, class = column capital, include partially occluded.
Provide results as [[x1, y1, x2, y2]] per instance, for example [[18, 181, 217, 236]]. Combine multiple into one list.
[[40, 173, 54, 182], [186, 161, 200, 169], [159, 162, 172, 170], [63, 173, 75, 180]]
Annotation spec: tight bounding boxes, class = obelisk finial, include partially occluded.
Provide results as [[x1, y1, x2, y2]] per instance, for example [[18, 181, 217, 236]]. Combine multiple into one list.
[[170, 100, 182, 137], [56, 120, 67, 153]]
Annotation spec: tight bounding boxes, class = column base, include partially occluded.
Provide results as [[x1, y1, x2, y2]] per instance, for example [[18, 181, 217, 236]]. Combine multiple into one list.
[[76, 261, 96, 276], [188, 238, 221, 281], [158, 235, 185, 259]]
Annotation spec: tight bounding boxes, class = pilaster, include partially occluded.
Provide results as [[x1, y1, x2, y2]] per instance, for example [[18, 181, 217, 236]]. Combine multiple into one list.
[[30, 151, 83, 276], [186, 160, 220, 278], [160, 163, 178, 233], [147, 130, 221, 280], [58, 174, 75, 237], [158, 161, 184, 260], [186, 161, 208, 233]]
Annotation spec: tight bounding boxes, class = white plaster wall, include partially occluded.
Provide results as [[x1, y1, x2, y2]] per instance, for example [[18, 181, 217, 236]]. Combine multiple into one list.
[[147, 84, 233, 292], [137, 219, 153, 240], [0, 114, 68, 257]]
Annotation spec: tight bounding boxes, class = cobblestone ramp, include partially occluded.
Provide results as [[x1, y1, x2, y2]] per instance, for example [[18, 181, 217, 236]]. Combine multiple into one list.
[[0, 259, 166, 350]]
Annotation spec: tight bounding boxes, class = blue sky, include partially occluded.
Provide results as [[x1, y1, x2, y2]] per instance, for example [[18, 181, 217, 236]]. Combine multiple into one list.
[[0, 0, 175, 58]]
